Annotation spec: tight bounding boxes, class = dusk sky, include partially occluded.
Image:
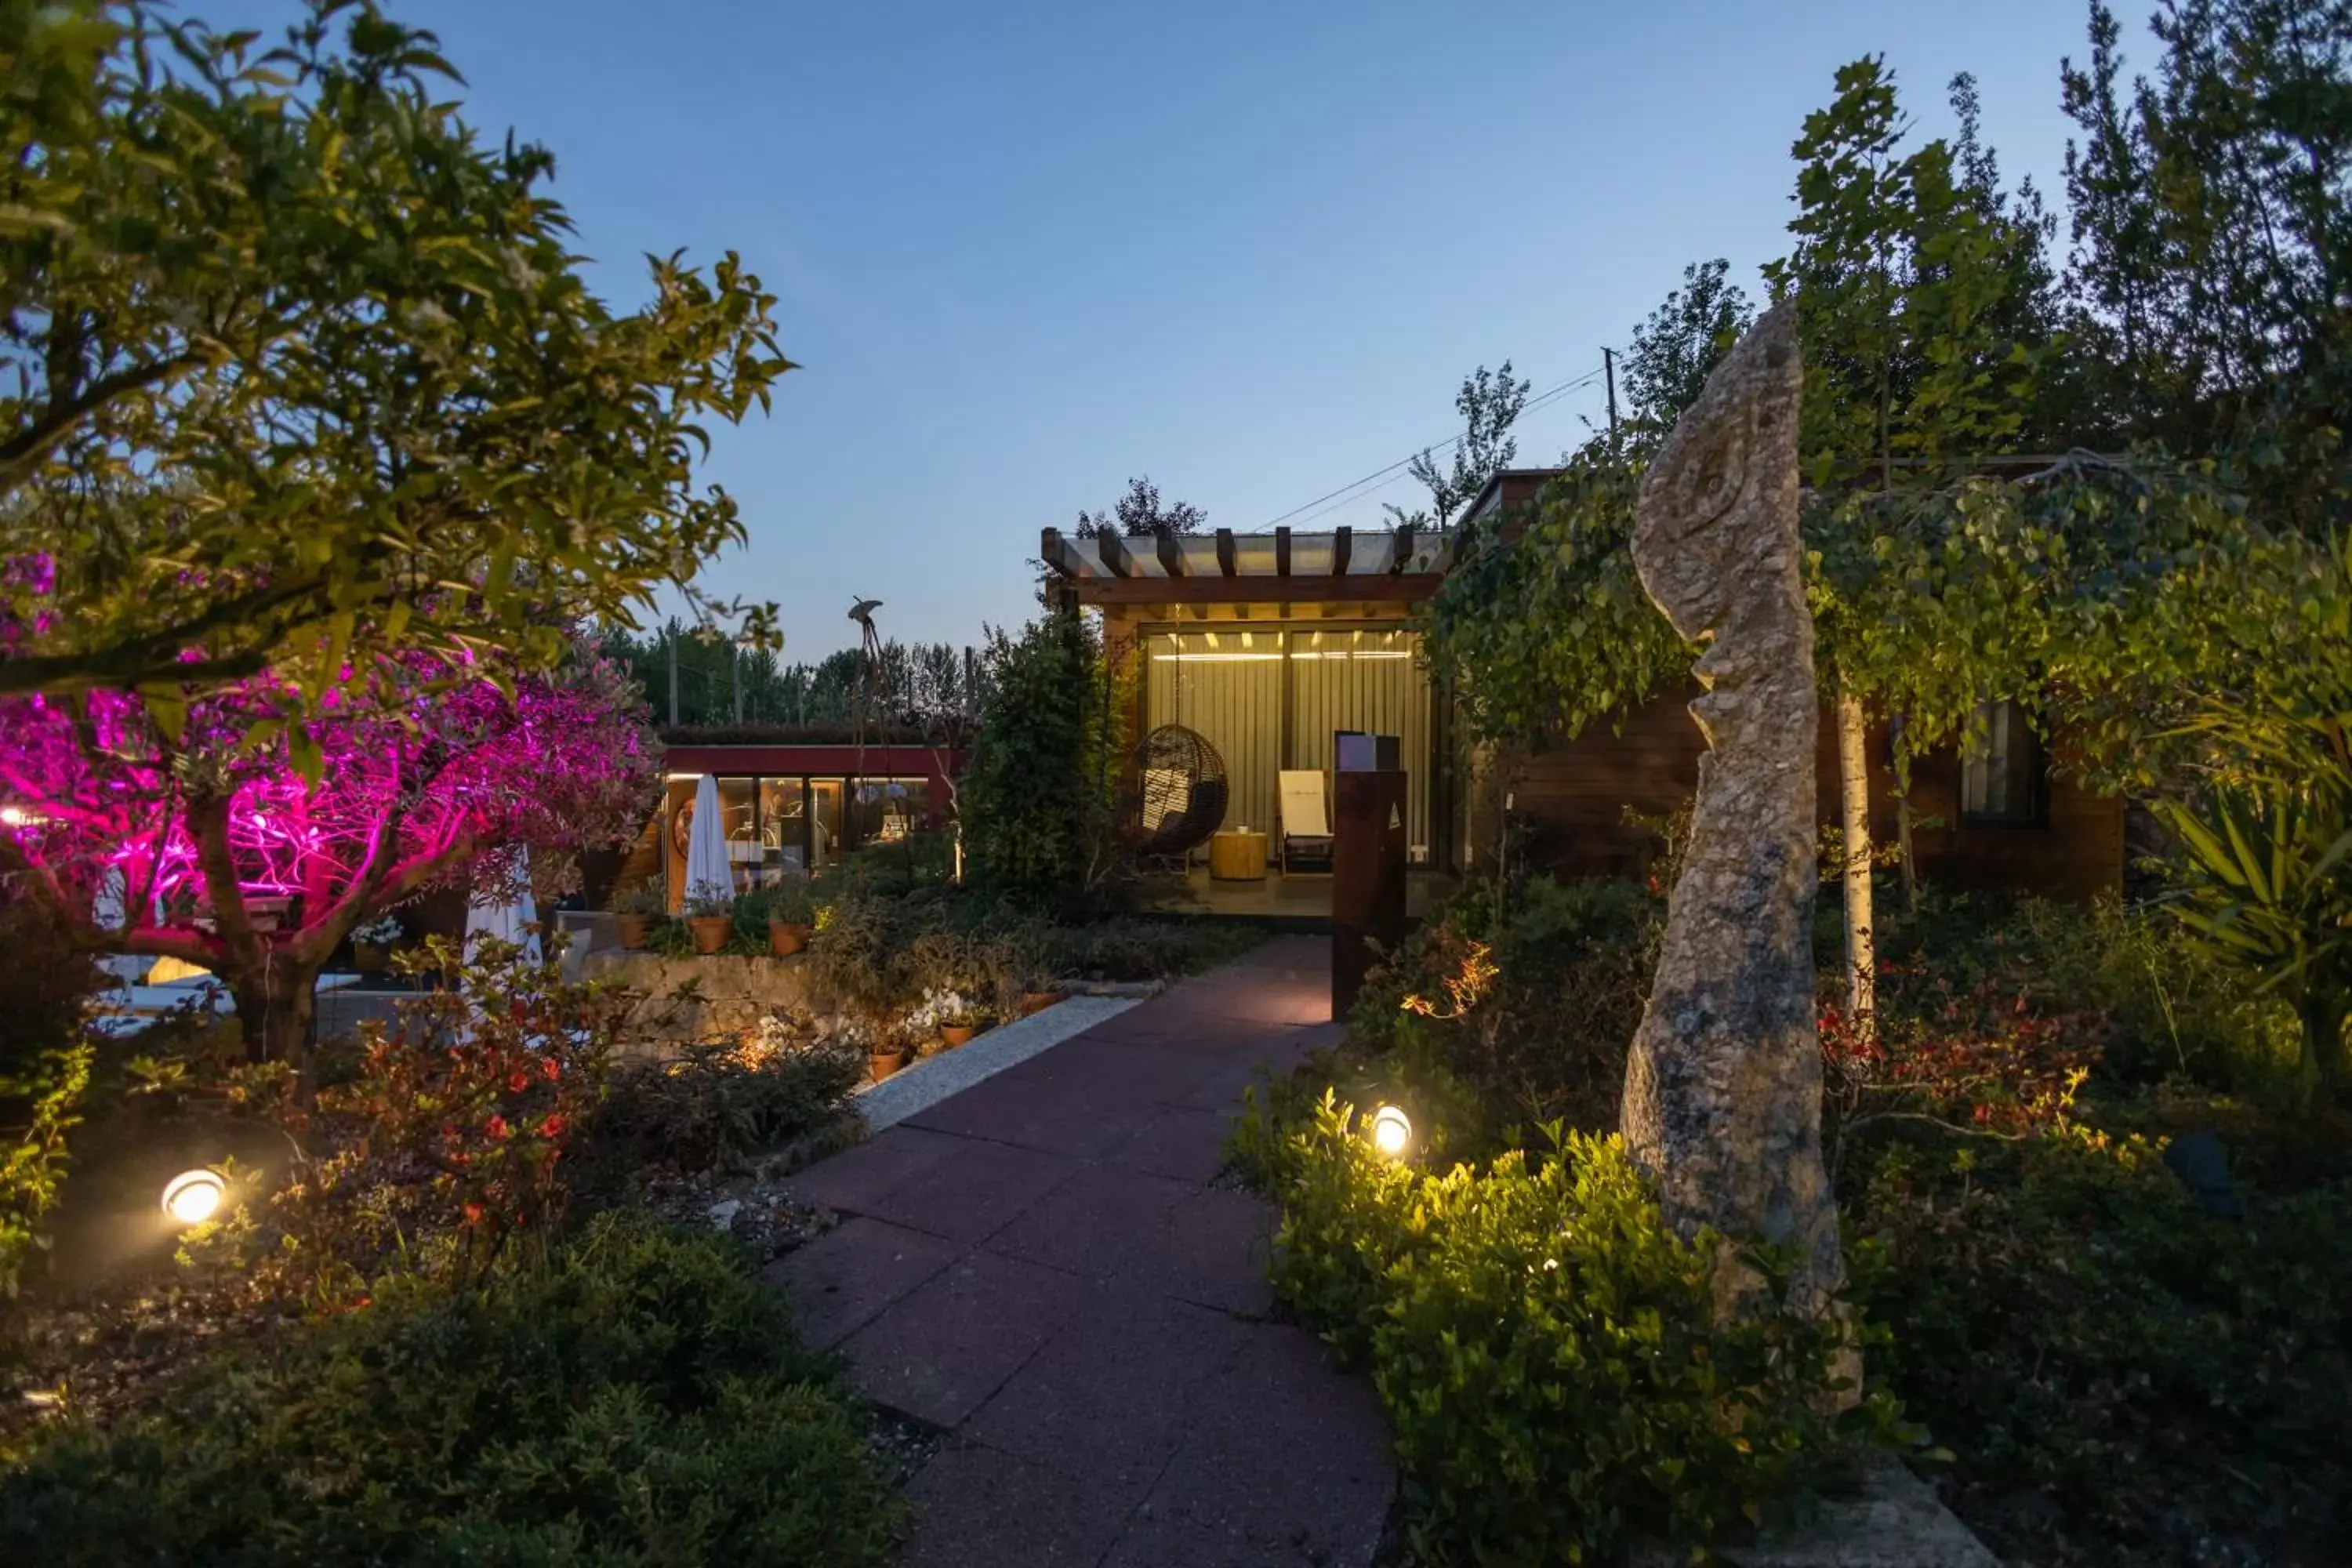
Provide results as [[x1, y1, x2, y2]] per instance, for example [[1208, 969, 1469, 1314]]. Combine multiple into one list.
[[225, 2, 2147, 658]]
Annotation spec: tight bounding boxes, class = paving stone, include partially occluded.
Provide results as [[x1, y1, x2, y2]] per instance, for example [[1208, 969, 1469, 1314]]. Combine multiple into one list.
[[964, 1285, 1236, 1494], [759, 1216, 964, 1352], [782, 1123, 969, 1216], [985, 1165, 1197, 1279], [1104, 1320, 1394, 1568], [898, 1439, 1141, 1568], [861, 1135, 1080, 1245], [1003, 1036, 1222, 1106], [1103, 1104, 1235, 1184], [906, 1066, 1152, 1158], [840, 1249, 1085, 1428], [1126, 1185, 1279, 1316]]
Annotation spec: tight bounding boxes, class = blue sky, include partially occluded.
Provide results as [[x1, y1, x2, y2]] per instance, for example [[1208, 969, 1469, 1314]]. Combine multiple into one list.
[[226, 1, 2135, 657]]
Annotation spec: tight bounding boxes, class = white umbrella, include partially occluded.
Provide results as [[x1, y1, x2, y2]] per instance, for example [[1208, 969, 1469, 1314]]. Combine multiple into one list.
[[681, 774, 732, 912], [465, 848, 539, 964]]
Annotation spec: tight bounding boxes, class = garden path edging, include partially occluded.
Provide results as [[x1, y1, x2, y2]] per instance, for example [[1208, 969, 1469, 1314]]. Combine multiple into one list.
[[854, 996, 1142, 1132]]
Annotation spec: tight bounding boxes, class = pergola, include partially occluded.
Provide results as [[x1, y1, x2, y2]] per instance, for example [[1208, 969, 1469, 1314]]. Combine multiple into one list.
[[1038, 524, 1457, 619]]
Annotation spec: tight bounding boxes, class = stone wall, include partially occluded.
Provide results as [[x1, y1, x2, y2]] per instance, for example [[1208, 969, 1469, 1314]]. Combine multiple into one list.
[[581, 952, 831, 1052]]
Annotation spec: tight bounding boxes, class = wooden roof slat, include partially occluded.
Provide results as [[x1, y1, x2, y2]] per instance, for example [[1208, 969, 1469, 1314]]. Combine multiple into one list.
[[1069, 574, 1438, 606], [1388, 522, 1417, 574], [1275, 526, 1291, 577], [1097, 530, 1134, 577], [1215, 528, 1237, 576], [1331, 526, 1352, 576], [1156, 529, 1188, 576], [1039, 527, 1085, 579]]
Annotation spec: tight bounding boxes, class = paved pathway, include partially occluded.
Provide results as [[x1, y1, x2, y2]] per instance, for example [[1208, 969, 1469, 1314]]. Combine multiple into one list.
[[768, 935, 1396, 1568]]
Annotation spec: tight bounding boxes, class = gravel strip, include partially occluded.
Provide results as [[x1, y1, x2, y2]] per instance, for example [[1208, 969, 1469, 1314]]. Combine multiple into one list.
[[853, 995, 1140, 1131]]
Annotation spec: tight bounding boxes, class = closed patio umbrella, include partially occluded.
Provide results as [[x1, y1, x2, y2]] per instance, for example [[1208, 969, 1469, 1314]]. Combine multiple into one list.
[[681, 774, 733, 911], [465, 848, 539, 964]]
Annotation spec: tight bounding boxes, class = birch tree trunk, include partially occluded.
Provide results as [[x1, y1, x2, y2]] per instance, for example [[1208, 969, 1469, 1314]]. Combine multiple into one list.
[[1835, 688, 1877, 1040]]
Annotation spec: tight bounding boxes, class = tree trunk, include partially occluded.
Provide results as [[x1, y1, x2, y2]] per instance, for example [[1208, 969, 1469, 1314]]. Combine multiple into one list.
[[228, 960, 320, 1076], [1836, 689, 1877, 1041]]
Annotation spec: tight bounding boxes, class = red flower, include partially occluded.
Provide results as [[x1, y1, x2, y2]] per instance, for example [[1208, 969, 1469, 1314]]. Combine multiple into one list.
[[541, 1057, 561, 1081], [508, 1070, 532, 1093], [540, 1112, 566, 1139], [463, 1202, 485, 1225], [487, 1114, 510, 1140]]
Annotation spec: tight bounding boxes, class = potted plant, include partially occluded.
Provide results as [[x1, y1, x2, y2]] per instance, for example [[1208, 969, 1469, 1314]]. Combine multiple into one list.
[[836, 1018, 903, 1083], [683, 890, 734, 955], [350, 913, 403, 975], [766, 878, 817, 957], [611, 874, 666, 949], [908, 987, 986, 1049]]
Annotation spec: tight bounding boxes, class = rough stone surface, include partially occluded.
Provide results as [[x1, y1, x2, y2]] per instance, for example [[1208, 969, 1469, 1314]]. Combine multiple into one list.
[[1632, 1461, 1998, 1568], [1622, 299, 1846, 1322], [578, 951, 822, 1048]]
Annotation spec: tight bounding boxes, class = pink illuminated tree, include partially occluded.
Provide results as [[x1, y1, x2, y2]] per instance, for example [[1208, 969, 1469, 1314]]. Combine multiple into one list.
[[0, 632, 659, 1069]]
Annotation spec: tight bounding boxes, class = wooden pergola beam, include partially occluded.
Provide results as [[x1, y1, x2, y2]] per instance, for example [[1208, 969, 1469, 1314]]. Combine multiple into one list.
[[1330, 526, 1352, 577], [1275, 526, 1291, 577], [1097, 529, 1134, 577], [1039, 527, 1085, 579], [1214, 528, 1237, 576], [1068, 574, 1439, 606], [1156, 528, 1188, 576], [1388, 522, 1417, 574]]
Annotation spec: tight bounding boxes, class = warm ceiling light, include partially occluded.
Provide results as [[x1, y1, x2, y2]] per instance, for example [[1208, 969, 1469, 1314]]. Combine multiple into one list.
[[1370, 1105, 1413, 1158], [162, 1167, 227, 1225]]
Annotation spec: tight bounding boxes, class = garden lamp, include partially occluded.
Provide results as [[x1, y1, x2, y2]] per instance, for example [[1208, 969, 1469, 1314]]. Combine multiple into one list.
[[1370, 1104, 1413, 1159], [161, 1167, 227, 1226]]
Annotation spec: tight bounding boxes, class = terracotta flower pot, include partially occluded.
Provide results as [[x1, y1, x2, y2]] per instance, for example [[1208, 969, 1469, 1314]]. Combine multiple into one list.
[[687, 914, 732, 955], [1019, 989, 1062, 1018], [939, 1023, 977, 1048], [768, 920, 811, 957], [867, 1047, 909, 1083], [353, 942, 390, 975], [615, 913, 653, 950]]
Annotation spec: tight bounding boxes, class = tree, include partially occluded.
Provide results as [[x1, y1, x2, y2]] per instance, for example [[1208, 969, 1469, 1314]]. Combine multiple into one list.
[[0, 2, 791, 704], [0, 633, 658, 1069], [1074, 476, 1206, 539], [1619, 260, 1756, 437], [1763, 56, 2060, 1036], [960, 612, 1129, 904], [2060, 0, 2351, 532], [1387, 362, 1533, 528]]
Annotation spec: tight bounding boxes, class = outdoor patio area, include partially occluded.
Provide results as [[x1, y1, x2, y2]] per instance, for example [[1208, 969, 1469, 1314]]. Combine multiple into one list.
[[1138, 866, 1448, 928]]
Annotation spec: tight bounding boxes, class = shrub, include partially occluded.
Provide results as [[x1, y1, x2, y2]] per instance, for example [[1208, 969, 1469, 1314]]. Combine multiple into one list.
[[582, 1032, 863, 1178], [0, 895, 101, 1297], [1264, 1095, 1890, 1564], [0, 1213, 906, 1566], [1349, 874, 1658, 1152], [960, 614, 1129, 906], [1846, 1123, 2352, 1563]]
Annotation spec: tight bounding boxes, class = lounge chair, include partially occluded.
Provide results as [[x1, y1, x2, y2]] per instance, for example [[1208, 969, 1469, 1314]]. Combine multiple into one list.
[[1279, 769, 1334, 874]]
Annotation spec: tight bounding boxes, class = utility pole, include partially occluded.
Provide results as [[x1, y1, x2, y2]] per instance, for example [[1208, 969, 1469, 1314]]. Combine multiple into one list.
[[1602, 347, 1620, 437], [731, 638, 742, 725], [666, 627, 680, 727]]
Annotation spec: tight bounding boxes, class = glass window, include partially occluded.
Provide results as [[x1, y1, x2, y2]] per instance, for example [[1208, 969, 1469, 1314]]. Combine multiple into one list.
[[758, 778, 808, 880], [715, 777, 759, 887], [852, 777, 929, 846], [809, 779, 845, 870], [1961, 701, 2044, 826]]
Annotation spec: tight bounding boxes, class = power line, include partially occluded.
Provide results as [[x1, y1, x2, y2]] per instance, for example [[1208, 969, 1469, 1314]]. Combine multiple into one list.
[[1248, 365, 1607, 533]]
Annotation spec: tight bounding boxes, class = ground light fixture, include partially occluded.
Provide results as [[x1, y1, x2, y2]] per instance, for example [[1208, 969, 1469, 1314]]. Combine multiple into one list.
[[1369, 1104, 1413, 1158], [161, 1167, 227, 1226]]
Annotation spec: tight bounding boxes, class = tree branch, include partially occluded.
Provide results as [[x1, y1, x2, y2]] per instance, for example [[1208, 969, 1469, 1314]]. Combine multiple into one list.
[[0, 351, 209, 490]]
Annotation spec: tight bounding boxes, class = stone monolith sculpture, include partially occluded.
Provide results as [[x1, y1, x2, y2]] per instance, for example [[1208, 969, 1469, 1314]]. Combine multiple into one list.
[[1621, 300, 1846, 1329]]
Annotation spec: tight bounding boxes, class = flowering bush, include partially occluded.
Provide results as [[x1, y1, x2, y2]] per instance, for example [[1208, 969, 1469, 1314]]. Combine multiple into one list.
[[902, 987, 984, 1036], [350, 913, 404, 948], [582, 1022, 862, 1178]]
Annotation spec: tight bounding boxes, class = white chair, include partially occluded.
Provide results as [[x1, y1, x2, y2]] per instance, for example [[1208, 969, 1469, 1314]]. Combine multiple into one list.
[[1279, 769, 1334, 873]]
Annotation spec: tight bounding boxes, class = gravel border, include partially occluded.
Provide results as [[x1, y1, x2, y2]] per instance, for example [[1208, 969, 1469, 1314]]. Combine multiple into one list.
[[853, 995, 1140, 1131]]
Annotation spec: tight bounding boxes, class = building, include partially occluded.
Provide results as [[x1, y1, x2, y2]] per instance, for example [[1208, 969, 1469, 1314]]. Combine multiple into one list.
[[615, 732, 966, 912], [1040, 490, 2125, 910]]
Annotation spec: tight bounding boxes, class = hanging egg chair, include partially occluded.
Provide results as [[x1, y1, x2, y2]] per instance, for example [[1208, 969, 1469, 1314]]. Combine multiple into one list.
[[1132, 724, 1229, 860]]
